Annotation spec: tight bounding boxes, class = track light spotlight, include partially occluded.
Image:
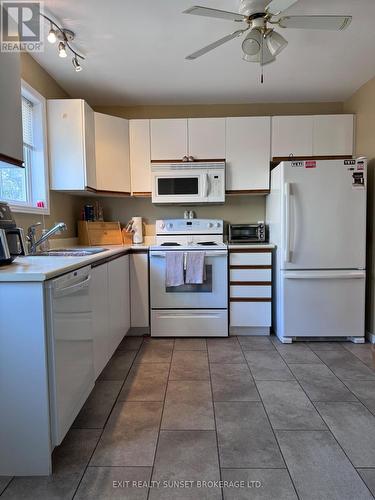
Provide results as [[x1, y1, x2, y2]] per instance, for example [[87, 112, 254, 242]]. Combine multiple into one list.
[[58, 41, 67, 58], [72, 56, 82, 72]]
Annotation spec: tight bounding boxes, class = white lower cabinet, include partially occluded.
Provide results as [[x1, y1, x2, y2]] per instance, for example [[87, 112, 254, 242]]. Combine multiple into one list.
[[91, 254, 130, 379], [91, 263, 110, 378], [130, 252, 149, 329], [229, 249, 273, 334], [108, 254, 131, 356]]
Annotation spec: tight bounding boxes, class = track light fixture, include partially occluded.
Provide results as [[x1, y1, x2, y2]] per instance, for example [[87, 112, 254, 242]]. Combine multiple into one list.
[[40, 13, 85, 71], [72, 56, 82, 72], [47, 23, 57, 44], [58, 41, 67, 58]]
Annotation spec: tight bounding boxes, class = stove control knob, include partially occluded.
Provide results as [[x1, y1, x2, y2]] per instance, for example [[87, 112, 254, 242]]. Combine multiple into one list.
[[207, 222, 213, 228], [160, 222, 166, 229], [215, 222, 221, 228], [167, 223, 173, 229]]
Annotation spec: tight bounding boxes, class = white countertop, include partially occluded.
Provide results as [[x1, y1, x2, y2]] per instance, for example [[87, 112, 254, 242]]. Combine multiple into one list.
[[0, 244, 148, 282], [0, 240, 275, 283]]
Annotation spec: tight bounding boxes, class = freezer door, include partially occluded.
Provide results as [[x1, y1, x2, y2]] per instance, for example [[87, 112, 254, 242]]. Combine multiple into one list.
[[281, 270, 365, 338], [283, 160, 366, 269]]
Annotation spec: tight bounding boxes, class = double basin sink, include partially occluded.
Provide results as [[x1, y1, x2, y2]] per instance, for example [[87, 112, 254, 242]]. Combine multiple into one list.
[[33, 248, 108, 257]]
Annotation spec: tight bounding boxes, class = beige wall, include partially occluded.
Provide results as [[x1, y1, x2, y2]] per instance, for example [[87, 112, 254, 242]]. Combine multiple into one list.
[[344, 76, 375, 335], [15, 54, 81, 239], [95, 101, 343, 120], [85, 195, 265, 236]]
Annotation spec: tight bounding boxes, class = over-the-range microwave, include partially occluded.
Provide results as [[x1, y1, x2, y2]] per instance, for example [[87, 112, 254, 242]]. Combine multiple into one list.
[[151, 161, 225, 204]]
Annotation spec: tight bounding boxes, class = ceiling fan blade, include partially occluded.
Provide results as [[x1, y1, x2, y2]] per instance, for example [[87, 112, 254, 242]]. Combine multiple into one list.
[[183, 6, 247, 22], [278, 15, 352, 30], [186, 29, 246, 60], [266, 0, 299, 16]]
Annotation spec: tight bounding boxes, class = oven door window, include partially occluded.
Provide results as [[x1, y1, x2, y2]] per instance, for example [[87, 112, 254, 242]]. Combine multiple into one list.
[[231, 226, 258, 241], [166, 265, 212, 293], [158, 177, 199, 196]]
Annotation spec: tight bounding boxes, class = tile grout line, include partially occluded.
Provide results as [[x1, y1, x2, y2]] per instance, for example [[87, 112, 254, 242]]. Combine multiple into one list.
[[146, 338, 174, 500], [238, 338, 301, 500], [71, 338, 146, 499], [207, 340, 224, 500]]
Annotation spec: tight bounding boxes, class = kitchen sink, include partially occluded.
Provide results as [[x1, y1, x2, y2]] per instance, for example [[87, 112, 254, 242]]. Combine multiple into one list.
[[33, 248, 108, 257]]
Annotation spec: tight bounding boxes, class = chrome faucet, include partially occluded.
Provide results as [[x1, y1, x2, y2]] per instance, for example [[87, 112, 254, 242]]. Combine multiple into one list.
[[27, 222, 67, 254]]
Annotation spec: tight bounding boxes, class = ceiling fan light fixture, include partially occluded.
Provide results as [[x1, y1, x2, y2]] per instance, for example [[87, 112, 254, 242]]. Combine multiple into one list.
[[266, 30, 288, 56], [241, 29, 262, 56]]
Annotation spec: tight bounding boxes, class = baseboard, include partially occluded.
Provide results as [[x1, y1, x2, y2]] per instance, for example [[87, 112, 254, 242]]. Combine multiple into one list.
[[126, 327, 150, 336], [230, 327, 270, 336]]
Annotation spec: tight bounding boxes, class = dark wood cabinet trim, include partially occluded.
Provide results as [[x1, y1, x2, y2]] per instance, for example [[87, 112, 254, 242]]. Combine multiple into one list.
[[230, 281, 272, 286], [0, 152, 24, 167], [226, 189, 270, 195], [230, 265, 272, 270], [132, 192, 152, 197], [230, 297, 272, 303], [86, 186, 131, 196]]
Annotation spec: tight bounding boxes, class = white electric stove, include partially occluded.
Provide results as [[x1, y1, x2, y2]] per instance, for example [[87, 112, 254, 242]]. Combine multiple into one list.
[[150, 219, 228, 337]]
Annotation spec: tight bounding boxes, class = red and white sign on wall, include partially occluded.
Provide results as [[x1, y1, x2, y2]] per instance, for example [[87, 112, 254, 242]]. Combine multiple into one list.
[[305, 160, 317, 169]]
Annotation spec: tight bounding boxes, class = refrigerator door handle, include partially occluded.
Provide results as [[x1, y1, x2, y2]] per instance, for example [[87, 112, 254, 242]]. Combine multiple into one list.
[[285, 271, 366, 280], [284, 182, 292, 263]]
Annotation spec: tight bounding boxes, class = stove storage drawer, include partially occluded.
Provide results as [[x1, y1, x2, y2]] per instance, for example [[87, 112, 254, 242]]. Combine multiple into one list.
[[151, 309, 228, 337], [229, 249, 273, 331]]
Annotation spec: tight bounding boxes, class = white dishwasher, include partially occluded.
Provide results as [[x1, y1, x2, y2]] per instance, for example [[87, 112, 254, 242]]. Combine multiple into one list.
[[46, 266, 94, 446]]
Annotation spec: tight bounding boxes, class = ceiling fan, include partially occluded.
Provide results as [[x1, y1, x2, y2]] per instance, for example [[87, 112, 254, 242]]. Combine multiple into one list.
[[183, 0, 352, 71]]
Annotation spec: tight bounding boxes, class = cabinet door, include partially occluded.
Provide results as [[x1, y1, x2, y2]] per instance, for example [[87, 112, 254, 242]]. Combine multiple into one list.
[[108, 255, 130, 355], [129, 120, 151, 195], [91, 263, 109, 379], [150, 119, 188, 160], [272, 116, 313, 158], [130, 253, 149, 328], [0, 52, 23, 165], [48, 99, 96, 190], [313, 115, 354, 156], [226, 117, 271, 192], [95, 113, 130, 193], [188, 118, 225, 159]]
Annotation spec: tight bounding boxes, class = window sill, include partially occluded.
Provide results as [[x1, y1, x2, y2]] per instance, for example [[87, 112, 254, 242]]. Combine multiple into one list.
[[9, 204, 50, 216]]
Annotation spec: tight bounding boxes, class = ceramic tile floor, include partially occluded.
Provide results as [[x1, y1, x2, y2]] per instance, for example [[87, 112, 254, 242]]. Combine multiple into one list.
[[2, 336, 375, 499]]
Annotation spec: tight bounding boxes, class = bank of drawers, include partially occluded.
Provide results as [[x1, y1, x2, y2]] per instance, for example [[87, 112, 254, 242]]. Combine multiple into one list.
[[229, 249, 272, 327]]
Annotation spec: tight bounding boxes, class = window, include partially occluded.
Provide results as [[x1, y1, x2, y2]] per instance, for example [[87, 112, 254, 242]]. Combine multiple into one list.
[[0, 81, 49, 214]]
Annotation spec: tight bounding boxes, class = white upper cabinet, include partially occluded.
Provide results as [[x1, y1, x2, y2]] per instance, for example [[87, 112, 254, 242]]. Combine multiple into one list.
[[48, 99, 96, 191], [271, 114, 354, 158], [272, 116, 313, 158], [150, 119, 188, 160], [313, 115, 354, 156], [129, 119, 151, 195], [226, 117, 271, 192], [94, 112, 130, 193], [0, 52, 23, 165], [188, 118, 225, 159]]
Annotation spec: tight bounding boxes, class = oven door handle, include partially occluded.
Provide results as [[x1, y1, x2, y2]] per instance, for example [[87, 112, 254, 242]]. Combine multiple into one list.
[[150, 251, 227, 258]]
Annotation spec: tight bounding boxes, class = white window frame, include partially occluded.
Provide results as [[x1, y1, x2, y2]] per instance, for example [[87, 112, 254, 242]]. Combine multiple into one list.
[[6, 80, 50, 215]]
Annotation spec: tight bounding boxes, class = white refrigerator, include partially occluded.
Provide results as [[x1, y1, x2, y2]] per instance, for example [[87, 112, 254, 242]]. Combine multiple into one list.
[[266, 158, 367, 344]]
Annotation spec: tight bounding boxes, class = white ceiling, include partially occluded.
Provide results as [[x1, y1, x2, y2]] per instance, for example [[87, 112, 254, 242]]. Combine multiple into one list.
[[33, 0, 375, 106]]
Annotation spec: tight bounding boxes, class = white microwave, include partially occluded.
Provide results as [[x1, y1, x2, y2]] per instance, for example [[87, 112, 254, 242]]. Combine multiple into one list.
[[151, 161, 225, 204]]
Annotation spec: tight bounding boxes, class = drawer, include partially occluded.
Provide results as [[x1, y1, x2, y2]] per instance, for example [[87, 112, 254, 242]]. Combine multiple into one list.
[[88, 229, 123, 245], [230, 302, 271, 327], [230, 252, 271, 266], [230, 269, 272, 282], [230, 285, 271, 299]]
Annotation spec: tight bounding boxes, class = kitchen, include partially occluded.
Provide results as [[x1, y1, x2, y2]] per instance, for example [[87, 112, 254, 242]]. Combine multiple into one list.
[[1, 0, 375, 499]]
